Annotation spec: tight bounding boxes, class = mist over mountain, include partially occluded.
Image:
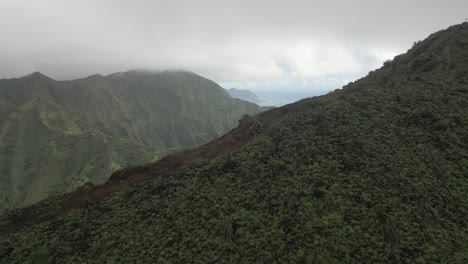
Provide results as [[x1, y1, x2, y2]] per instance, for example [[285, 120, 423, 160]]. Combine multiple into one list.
[[0, 70, 263, 210], [225, 88, 262, 104], [1, 23, 467, 263]]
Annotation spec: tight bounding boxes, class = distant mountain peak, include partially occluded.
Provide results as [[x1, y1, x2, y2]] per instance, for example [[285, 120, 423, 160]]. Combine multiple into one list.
[[123, 69, 195, 77], [21, 71, 54, 81], [226, 88, 261, 104], [106, 72, 126, 78], [83, 74, 104, 80]]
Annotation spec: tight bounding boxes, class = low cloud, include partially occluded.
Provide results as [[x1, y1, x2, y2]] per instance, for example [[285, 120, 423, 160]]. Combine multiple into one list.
[[0, 0, 466, 95]]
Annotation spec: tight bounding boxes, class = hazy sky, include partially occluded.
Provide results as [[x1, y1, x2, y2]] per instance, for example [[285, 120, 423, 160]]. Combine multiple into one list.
[[0, 0, 467, 100]]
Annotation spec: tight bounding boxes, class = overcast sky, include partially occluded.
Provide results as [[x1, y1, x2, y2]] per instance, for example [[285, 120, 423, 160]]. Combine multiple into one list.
[[0, 0, 467, 102]]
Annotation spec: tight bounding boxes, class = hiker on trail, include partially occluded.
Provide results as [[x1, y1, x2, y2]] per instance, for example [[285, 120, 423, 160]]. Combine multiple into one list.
[[250, 118, 263, 138]]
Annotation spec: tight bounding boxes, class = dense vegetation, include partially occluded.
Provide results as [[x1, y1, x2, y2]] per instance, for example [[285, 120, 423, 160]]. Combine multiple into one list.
[[1, 23, 467, 263], [0, 71, 263, 210]]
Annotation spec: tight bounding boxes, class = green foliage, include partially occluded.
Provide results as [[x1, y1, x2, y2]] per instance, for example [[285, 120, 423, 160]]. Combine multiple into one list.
[[28, 247, 50, 264], [1, 23, 468, 263]]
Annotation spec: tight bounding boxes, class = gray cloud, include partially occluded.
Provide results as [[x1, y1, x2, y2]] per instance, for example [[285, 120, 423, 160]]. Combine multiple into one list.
[[0, 0, 466, 91]]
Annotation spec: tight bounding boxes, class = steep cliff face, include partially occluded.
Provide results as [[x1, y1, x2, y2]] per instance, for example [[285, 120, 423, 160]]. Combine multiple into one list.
[[0, 70, 263, 209]]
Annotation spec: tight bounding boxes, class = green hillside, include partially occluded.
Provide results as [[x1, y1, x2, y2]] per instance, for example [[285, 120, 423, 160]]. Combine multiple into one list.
[[0, 71, 263, 210], [1, 23, 468, 263]]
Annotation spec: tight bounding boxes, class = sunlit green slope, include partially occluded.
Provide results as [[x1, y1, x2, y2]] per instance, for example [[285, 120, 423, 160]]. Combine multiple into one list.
[[0, 71, 263, 209]]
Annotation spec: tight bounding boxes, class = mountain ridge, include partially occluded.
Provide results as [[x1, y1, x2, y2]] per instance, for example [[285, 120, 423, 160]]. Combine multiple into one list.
[[0, 70, 264, 210], [1, 23, 467, 263], [3, 21, 465, 232]]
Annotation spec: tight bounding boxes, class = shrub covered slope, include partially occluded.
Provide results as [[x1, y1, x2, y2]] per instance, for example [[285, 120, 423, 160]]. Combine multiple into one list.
[[1, 24, 468, 263]]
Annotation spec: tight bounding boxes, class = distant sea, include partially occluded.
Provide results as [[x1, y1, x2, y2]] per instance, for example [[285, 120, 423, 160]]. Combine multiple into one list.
[[254, 89, 333, 107]]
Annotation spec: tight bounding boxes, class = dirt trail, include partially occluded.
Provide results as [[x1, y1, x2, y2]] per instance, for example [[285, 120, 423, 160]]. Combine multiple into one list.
[[0, 93, 337, 237]]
